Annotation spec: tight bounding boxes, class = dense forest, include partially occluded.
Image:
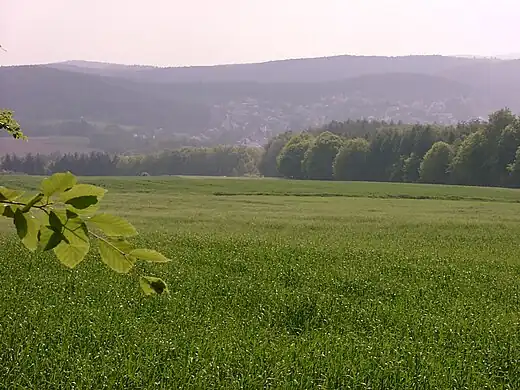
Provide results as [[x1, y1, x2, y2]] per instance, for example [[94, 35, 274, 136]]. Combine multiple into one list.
[[3, 108, 520, 188], [259, 108, 520, 187]]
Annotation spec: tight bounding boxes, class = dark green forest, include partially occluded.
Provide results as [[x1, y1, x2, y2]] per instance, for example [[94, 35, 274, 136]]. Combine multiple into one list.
[[259, 109, 520, 187], [3, 108, 520, 188], [0, 146, 261, 178]]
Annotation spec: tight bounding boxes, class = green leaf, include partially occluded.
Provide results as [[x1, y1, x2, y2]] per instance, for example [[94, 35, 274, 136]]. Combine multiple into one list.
[[21, 193, 44, 213], [13, 209, 28, 239], [54, 241, 89, 268], [38, 226, 63, 251], [88, 213, 137, 237], [0, 186, 24, 201], [60, 184, 106, 213], [23, 215, 40, 252], [66, 209, 79, 219], [38, 226, 53, 248], [53, 217, 90, 268], [140, 276, 169, 295], [98, 240, 134, 274], [61, 184, 107, 202], [130, 249, 170, 263], [107, 238, 134, 254], [13, 209, 39, 251], [0, 110, 26, 140], [48, 211, 63, 232], [65, 196, 99, 210], [40, 172, 77, 197], [2, 205, 16, 218]]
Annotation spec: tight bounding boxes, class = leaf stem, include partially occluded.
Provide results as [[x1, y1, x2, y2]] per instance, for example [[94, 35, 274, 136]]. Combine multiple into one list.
[[88, 230, 128, 257]]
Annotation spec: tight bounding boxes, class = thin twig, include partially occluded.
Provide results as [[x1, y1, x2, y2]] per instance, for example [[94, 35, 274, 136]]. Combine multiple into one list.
[[1, 199, 49, 211]]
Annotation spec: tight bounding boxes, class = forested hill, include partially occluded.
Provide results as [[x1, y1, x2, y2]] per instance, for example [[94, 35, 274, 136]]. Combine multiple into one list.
[[0, 66, 210, 130], [2, 55, 520, 154]]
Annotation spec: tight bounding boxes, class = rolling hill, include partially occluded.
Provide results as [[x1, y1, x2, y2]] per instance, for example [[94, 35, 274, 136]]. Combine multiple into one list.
[[2, 54, 520, 154], [0, 66, 210, 130], [49, 55, 489, 83]]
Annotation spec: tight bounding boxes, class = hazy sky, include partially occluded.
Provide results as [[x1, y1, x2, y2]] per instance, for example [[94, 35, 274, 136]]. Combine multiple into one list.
[[1, 0, 519, 66]]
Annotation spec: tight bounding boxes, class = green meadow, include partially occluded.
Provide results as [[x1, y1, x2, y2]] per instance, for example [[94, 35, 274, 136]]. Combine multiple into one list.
[[1, 176, 520, 389]]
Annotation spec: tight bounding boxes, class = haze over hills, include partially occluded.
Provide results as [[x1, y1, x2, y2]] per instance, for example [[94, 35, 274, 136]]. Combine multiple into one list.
[[49, 55, 490, 83], [2, 54, 520, 154]]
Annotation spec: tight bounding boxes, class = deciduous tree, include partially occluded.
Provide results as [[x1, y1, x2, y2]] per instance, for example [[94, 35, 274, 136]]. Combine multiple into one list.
[[277, 133, 314, 179], [419, 141, 453, 184], [333, 138, 370, 181], [303, 132, 343, 180]]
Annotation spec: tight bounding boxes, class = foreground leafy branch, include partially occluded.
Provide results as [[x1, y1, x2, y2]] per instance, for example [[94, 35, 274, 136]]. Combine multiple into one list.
[[0, 172, 169, 295], [0, 110, 26, 140]]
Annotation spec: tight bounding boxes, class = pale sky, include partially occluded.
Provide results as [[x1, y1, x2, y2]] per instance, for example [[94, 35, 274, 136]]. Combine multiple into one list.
[[1, 0, 519, 66]]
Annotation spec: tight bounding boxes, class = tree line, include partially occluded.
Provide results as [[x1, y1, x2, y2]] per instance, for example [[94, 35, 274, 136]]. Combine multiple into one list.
[[258, 109, 520, 187], [3, 109, 520, 188], [0, 146, 261, 177]]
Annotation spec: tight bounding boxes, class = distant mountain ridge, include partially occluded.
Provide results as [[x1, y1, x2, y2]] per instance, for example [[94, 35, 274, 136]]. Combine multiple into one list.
[[3, 54, 520, 154], [48, 55, 494, 83]]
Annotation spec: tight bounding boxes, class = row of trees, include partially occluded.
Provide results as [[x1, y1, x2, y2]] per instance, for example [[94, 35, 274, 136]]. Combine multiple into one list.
[[1, 146, 261, 177], [258, 109, 520, 187], [3, 109, 520, 188]]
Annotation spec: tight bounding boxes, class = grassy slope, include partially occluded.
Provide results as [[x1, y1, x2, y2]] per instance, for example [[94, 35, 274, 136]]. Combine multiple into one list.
[[1, 176, 520, 388]]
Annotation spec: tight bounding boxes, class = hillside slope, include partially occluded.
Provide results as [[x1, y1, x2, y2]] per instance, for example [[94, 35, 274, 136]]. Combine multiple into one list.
[[3, 54, 520, 153], [0, 66, 210, 130]]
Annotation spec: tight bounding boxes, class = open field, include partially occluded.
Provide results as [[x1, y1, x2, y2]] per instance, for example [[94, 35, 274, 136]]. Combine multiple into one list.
[[1, 176, 520, 388]]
